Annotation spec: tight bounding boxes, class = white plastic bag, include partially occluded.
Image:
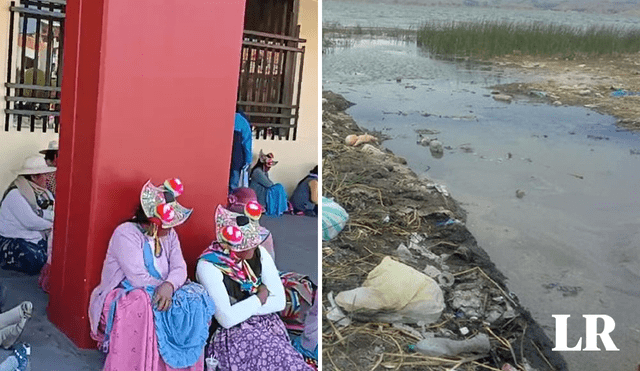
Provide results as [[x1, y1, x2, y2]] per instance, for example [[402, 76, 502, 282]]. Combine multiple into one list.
[[335, 257, 445, 324]]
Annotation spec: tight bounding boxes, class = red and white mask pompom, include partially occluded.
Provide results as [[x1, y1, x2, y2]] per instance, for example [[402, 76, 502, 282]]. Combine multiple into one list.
[[244, 201, 262, 220], [221, 225, 243, 246], [155, 203, 176, 224], [164, 178, 184, 197]]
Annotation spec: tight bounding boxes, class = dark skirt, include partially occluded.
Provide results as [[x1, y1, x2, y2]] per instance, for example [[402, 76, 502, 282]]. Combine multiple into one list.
[[0, 236, 47, 275], [208, 313, 312, 371]]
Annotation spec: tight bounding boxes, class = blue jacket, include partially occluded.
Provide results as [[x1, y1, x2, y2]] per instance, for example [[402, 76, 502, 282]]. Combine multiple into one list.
[[234, 113, 252, 168]]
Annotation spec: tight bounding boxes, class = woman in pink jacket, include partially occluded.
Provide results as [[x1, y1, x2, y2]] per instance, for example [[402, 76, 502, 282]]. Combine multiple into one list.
[[89, 179, 214, 371]]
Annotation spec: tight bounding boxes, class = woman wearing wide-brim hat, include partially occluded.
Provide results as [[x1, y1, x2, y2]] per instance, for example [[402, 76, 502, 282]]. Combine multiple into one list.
[[0, 155, 55, 275], [39, 139, 58, 195]]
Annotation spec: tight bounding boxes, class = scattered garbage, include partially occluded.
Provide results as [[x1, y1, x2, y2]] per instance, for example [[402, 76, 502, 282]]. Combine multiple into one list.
[[435, 218, 463, 227], [426, 183, 450, 197], [516, 189, 525, 199], [429, 140, 444, 155], [459, 144, 474, 153], [631, 149, 640, 155], [529, 90, 547, 98], [417, 136, 432, 146], [437, 272, 455, 288], [415, 128, 440, 136], [326, 292, 351, 327], [493, 94, 513, 103], [542, 282, 583, 297], [335, 257, 445, 324], [452, 289, 484, 317], [414, 333, 491, 357], [321, 197, 349, 241], [361, 143, 385, 158], [396, 243, 414, 261], [345, 133, 377, 146], [423, 264, 441, 278], [587, 135, 608, 141], [322, 91, 567, 371], [611, 89, 640, 97], [392, 323, 423, 340], [382, 110, 408, 116], [568, 173, 584, 180]]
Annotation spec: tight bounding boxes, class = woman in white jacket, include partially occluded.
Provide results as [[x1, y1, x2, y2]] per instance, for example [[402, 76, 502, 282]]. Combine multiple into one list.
[[196, 202, 312, 371], [0, 156, 55, 275]]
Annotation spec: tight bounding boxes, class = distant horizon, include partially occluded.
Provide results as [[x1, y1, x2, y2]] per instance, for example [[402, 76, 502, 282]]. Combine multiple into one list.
[[325, 0, 640, 17]]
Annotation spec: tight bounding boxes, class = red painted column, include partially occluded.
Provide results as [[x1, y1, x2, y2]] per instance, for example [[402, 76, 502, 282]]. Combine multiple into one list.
[[49, 0, 247, 348]]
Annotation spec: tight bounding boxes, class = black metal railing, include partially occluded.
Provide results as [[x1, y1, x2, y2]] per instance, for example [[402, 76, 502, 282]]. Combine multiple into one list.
[[4, 0, 65, 132], [237, 29, 305, 141]]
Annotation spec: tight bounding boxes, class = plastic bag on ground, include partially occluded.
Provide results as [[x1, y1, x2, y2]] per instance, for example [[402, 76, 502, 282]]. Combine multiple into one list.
[[335, 257, 444, 324], [322, 197, 349, 241]]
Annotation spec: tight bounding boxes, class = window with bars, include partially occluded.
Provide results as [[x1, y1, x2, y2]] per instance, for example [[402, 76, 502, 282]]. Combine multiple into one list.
[[237, 30, 305, 141], [4, 0, 65, 133]]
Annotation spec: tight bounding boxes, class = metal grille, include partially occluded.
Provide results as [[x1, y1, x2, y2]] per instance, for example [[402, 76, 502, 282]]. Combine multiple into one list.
[[236, 29, 305, 141], [4, 0, 65, 133]]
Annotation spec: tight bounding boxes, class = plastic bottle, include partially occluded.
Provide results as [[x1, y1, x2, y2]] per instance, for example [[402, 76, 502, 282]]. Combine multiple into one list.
[[414, 334, 490, 357]]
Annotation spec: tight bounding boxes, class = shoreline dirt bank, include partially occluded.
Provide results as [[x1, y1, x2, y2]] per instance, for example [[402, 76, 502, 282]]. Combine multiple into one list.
[[322, 91, 567, 371], [488, 53, 640, 131]]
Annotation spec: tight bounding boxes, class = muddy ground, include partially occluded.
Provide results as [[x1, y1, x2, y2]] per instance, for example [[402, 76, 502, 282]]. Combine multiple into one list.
[[322, 91, 568, 371], [489, 53, 640, 131]]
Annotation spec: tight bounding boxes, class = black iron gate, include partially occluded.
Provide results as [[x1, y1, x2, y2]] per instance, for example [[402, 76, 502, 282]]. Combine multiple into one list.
[[4, 0, 65, 133]]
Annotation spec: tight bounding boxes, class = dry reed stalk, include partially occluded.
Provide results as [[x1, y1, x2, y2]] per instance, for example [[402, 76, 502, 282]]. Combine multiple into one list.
[[369, 353, 384, 371], [531, 340, 555, 371]]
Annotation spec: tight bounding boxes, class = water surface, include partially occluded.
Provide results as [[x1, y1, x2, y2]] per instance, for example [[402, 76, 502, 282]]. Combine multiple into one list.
[[323, 35, 640, 370]]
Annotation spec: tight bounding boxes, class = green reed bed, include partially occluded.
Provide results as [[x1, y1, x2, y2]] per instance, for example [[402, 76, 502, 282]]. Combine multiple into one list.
[[417, 21, 640, 58]]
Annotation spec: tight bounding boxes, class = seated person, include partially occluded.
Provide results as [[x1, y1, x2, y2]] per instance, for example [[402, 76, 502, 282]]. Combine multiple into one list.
[[88, 178, 214, 371], [0, 301, 32, 350], [227, 187, 275, 258], [0, 156, 55, 275], [196, 203, 312, 371], [249, 150, 288, 216], [40, 140, 59, 195], [38, 140, 59, 292], [290, 166, 318, 216]]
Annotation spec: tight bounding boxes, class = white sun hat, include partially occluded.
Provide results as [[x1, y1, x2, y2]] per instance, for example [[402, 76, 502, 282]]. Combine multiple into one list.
[[39, 140, 59, 154], [14, 155, 56, 175]]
